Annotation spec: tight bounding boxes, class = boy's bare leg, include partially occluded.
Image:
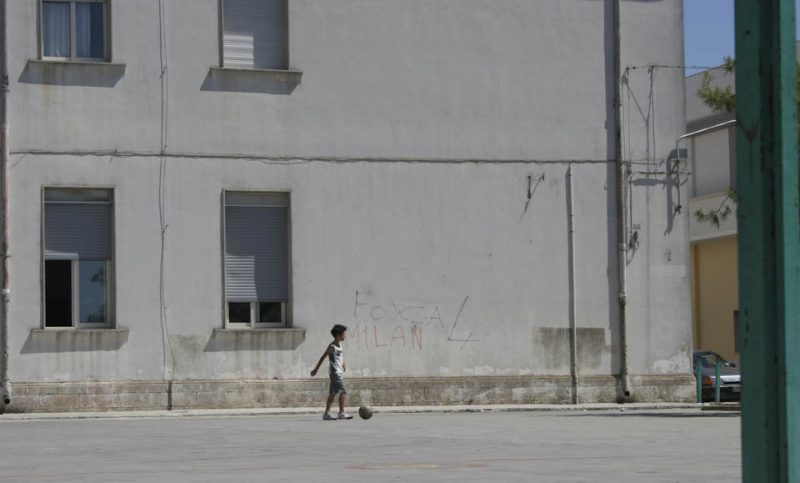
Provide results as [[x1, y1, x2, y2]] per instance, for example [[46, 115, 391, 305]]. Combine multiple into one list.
[[338, 393, 346, 414], [325, 393, 336, 414]]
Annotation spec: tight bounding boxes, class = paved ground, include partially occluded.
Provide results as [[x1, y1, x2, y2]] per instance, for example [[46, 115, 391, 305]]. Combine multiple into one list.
[[0, 408, 740, 482]]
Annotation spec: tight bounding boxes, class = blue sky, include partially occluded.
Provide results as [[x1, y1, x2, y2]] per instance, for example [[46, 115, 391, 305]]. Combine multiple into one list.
[[684, 0, 800, 75]]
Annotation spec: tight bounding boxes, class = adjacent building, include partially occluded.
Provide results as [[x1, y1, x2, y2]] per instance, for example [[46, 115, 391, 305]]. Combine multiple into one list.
[[686, 42, 800, 366], [685, 64, 739, 364], [0, 0, 693, 412]]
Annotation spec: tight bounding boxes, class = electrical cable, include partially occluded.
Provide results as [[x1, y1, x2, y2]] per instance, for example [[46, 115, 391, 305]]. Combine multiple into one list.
[[8, 149, 667, 166], [157, 0, 175, 386]]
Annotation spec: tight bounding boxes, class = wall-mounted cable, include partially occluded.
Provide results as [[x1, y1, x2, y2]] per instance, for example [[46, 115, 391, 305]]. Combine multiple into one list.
[[157, 0, 175, 393]]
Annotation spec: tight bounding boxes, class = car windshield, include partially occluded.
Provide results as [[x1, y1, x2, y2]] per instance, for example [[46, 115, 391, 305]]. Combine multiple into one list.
[[695, 353, 733, 368]]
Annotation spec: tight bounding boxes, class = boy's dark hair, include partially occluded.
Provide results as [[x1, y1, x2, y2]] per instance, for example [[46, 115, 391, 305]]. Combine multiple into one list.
[[331, 324, 348, 337]]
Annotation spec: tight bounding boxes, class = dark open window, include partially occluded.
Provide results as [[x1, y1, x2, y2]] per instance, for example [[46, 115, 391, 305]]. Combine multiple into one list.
[[45, 260, 72, 327]]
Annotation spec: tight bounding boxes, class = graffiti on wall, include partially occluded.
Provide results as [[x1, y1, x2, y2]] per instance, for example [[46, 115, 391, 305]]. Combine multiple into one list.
[[348, 291, 480, 352]]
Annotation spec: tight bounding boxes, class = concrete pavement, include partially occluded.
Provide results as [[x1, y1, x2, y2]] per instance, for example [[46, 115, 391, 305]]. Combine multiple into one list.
[[0, 402, 703, 421], [0, 407, 740, 482]]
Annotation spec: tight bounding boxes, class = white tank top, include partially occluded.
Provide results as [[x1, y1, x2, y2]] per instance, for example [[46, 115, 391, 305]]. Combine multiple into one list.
[[328, 343, 344, 376]]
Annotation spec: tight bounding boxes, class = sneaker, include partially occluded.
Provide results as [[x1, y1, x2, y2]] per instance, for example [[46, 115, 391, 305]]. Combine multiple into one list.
[[338, 412, 354, 420], [323, 413, 337, 421]]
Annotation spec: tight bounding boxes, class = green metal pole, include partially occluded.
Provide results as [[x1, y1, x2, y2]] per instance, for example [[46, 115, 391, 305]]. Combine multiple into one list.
[[696, 361, 703, 404], [714, 359, 721, 404], [735, 0, 799, 481]]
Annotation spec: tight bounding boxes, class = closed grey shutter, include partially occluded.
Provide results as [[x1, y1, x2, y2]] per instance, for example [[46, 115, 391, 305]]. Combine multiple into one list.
[[45, 202, 112, 260], [225, 202, 288, 302], [223, 0, 287, 69]]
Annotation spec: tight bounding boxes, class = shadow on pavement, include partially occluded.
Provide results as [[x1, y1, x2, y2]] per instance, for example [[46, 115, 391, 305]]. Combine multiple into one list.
[[564, 411, 740, 418]]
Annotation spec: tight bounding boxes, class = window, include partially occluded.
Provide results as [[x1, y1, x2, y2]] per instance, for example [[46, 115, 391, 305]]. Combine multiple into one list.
[[224, 192, 290, 327], [43, 189, 114, 328], [222, 0, 288, 70], [41, 0, 108, 60]]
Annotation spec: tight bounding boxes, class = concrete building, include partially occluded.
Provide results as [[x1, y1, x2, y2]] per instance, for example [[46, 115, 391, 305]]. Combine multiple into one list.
[[685, 64, 739, 364], [0, 0, 693, 413]]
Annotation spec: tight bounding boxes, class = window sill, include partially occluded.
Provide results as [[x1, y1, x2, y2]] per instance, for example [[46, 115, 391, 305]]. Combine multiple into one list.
[[206, 327, 305, 351], [30, 58, 126, 68], [21, 59, 126, 87], [202, 67, 302, 94], [23, 327, 129, 353], [212, 66, 302, 80]]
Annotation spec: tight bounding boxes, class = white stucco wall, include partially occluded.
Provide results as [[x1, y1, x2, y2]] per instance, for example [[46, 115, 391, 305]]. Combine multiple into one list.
[[4, 0, 690, 390], [617, 0, 691, 375], [11, 0, 615, 160]]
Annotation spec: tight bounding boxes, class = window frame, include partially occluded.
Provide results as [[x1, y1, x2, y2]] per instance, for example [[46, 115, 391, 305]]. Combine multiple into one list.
[[222, 190, 292, 329], [39, 0, 111, 62], [41, 187, 116, 329], [218, 0, 290, 71], [226, 301, 287, 328]]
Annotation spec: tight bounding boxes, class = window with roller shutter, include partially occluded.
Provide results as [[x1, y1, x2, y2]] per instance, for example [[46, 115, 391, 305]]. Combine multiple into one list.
[[223, 191, 290, 327], [222, 0, 288, 70], [43, 188, 114, 328]]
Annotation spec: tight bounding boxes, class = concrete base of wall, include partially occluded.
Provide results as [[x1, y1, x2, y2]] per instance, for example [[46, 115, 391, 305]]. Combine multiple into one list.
[[3, 375, 695, 413]]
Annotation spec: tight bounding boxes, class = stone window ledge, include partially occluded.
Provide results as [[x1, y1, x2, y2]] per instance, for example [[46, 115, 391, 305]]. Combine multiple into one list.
[[32, 327, 129, 333], [215, 327, 305, 333], [28, 59, 126, 69], [202, 67, 302, 94], [210, 66, 303, 82]]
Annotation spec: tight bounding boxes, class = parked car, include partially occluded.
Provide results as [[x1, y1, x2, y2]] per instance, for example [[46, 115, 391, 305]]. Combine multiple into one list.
[[692, 351, 741, 402]]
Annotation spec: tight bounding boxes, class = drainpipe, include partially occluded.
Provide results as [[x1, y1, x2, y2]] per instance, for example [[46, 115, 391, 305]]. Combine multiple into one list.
[[611, 0, 631, 401], [0, 0, 11, 408], [566, 166, 579, 404]]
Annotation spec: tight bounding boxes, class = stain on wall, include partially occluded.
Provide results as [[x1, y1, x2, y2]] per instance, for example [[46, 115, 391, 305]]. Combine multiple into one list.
[[533, 327, 610, 372], [576, 328, 610, 370], [533, 327, 571, 370]]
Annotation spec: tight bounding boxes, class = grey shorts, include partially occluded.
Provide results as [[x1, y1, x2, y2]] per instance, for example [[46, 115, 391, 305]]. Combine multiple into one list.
[[329, 374, 347, 394]]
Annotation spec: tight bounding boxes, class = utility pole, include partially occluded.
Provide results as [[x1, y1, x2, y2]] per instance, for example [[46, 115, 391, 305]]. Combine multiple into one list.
[[735, 0, 799, 481], [0, 0, 10, 409], [610, 0, 630, 403]]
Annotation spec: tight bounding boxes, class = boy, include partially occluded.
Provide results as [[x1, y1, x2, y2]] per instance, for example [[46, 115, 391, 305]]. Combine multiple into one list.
[[310, 324, 354, 420]]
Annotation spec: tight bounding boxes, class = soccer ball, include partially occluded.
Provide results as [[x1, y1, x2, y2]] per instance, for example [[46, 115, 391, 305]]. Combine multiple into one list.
[[358, 406, 373, 420]]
